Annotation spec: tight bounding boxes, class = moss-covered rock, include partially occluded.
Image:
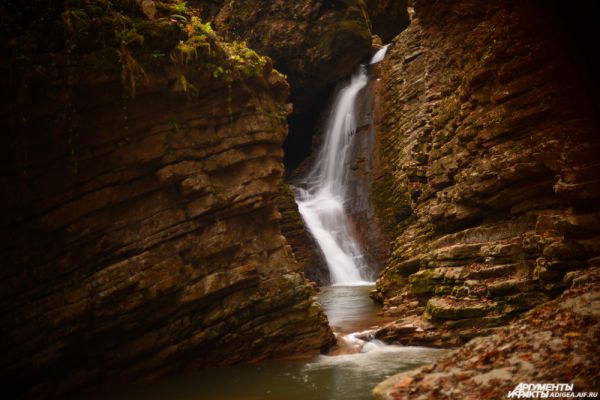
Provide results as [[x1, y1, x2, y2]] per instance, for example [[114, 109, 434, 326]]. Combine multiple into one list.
[[0, 2, 335, 397], [215, 0, 374, 114], [425, 297, 497, 320], [408, 268, 444, 295], [1, 0, 276, 97]]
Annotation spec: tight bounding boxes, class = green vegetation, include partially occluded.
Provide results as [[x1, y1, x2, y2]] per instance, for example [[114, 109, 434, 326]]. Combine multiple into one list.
[[1, 0, 272, 96]]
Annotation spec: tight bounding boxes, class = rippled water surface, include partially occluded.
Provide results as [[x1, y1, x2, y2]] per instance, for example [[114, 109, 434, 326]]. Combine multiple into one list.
[[95, 286, 446, 400], [318, 284, 384, 333]]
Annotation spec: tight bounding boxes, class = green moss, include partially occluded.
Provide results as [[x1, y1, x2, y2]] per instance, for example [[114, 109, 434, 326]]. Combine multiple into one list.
[[276, 183, 307, 232], [2, 0, 276, 97], [376, 266, 409, 300], [371, 170, 412, 238], [425, 298, 497, 320], [451, 286, 470, 297], [408, 269, 442, 295], [320, 0, 372, 54], [406, 268, 467, 296], [433, 285, 453, 295]]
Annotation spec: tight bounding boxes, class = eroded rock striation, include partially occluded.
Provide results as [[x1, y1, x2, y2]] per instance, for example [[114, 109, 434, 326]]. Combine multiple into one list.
[[373, 268, 600, 399], [276, 183, 330, 284], [216, 0, 373, 114], [0, 1, 332, 397], [210, 0, 410, 169], [215, 0, 409, 114], [370, 0, 600, 345]]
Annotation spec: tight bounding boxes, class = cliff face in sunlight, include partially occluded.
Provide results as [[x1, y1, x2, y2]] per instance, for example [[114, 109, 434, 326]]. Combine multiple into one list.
[[0, 1, 333, 397], [371, 0, 600, 346]]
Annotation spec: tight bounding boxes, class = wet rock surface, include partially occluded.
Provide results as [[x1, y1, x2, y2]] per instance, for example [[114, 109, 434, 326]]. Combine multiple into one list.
[[373, 268, 600, 399], [370, 0, 600, 346], [210, 0, 411, 170], [276, 183, 330, 284], [347, 72, 392, 276]]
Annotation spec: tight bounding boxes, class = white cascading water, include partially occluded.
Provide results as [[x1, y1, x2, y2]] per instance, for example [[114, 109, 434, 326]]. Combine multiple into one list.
[[295, 46, 389, 285]]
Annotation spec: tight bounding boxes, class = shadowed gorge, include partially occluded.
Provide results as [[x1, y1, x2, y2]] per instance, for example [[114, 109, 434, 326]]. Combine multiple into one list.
[[0, 1, 335, 397], [1, 0, 599, 399]]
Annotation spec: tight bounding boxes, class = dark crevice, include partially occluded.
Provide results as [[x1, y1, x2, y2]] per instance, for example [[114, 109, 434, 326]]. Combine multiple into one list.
[[283, 82, 336, 172]]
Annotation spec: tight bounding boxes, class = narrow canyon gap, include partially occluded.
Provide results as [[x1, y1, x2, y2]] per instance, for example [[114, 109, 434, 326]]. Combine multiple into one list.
[[1, 0, 599, 399]]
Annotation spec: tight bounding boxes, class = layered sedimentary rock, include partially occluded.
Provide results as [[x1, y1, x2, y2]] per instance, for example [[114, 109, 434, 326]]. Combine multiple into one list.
[[216, 0, 409, 113], [373, 268, 600, 399], [216, 0, 372, 114], [370, 0, 600, 345], [217, 0, 373, 171], [276, 183, 330, 284], [348, 71, 391, 275], [0, 2, 332, 398], [211, 0, 410, 169]]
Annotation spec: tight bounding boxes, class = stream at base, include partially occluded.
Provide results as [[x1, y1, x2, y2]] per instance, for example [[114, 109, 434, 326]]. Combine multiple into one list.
[[95, 48, 447, 400], [98, 285, 446, 400]]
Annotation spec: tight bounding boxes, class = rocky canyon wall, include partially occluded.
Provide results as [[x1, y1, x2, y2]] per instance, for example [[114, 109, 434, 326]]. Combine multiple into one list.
[[371, 0, 600, 345], [215, 0, 410, 284], [348, 73, 391, 277], [0, 2, 334, 397], [211, 0, 409, 167]]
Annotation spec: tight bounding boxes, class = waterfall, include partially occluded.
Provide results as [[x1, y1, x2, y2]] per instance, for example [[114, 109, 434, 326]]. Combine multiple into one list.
[[295, 48, 387, 285], [369, 45, 389, 65]]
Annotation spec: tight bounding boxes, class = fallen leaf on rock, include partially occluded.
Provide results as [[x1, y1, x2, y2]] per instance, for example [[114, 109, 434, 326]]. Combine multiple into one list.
[[394, 376, 414, 388], [480, 387, 501, 399], [520, 353, 532, 361], [456, 372, 472, 381]]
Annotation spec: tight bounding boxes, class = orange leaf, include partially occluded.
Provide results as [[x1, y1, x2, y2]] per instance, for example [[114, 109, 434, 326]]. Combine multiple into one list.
[[394, 376, 414, 388], [520, 353, 532, 361]]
